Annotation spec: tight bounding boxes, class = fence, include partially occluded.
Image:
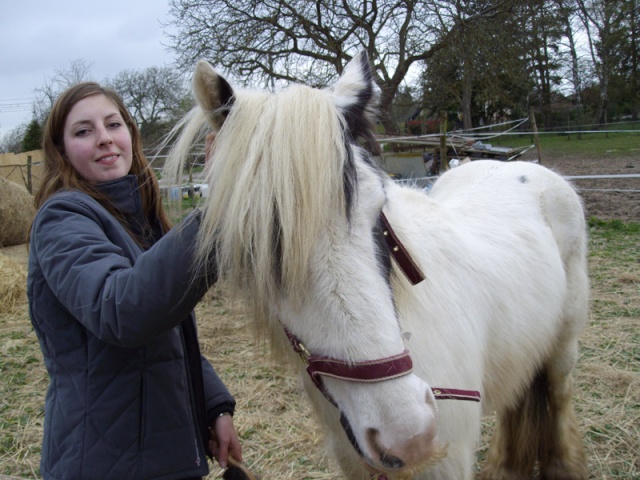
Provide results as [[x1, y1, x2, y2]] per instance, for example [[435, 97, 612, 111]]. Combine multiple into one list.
[[0, 150, 44, 193], [3, 133, 638, 222]]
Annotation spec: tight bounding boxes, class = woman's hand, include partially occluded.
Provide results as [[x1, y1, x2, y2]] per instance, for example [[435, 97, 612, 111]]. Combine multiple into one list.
[[209, 413, 242, 468], [204, 132, 216, 164]]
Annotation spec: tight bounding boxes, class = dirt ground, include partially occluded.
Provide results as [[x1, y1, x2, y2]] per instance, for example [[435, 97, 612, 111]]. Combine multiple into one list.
[[520, 152, 640, 223]]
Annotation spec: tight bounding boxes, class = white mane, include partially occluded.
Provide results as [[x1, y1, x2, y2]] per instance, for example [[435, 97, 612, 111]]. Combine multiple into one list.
[[168, 84, 352, 323]]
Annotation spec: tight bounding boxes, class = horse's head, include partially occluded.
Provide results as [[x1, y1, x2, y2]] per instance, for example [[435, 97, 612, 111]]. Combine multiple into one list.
[[176, 52, 442, 476]]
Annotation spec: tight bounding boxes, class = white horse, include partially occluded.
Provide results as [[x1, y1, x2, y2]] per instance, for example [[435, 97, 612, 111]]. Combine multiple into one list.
[[164, 52, 589, 479]]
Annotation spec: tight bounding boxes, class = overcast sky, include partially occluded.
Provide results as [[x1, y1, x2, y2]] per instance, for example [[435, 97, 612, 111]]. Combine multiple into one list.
[[0, 0, 179, 137]]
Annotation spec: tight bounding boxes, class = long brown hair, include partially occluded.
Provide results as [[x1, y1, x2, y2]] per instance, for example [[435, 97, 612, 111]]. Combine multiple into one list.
[[35, 82, 171, 235]]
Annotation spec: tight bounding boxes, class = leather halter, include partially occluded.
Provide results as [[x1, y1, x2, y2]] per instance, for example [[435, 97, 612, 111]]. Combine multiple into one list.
[[282, 211, 481, 478], [285, 325, 480, 480], [380, 211, 425, 285], [281, 211, 482, 405], [285, 327, 481, 407], [285, 327, 414, 407]]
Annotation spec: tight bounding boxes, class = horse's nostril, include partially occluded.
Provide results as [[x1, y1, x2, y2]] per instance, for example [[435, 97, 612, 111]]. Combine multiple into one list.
[[367, 428, 406, 470]]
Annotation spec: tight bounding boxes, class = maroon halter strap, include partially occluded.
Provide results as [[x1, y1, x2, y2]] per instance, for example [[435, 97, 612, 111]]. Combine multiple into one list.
[[307, 350, 414, 387], [380, 212, 425, 285], [432, 387, 481, 402], [285, 327, 413, 406], [284, 328, 481, 405]]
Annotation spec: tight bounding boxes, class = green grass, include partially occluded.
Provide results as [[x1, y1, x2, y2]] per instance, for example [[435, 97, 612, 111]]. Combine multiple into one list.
[[588, 218, 640, 262], [496, 130, 640, 158], [1, 219, 638, 479], [585, 218, 640, 377]]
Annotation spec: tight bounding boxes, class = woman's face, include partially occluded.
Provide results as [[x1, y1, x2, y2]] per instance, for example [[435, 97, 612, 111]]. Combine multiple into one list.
[[63, 94, 133, 184]]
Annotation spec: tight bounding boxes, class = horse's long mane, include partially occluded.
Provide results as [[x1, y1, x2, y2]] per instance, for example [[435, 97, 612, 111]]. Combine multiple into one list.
[[169, 84, 352, 323]]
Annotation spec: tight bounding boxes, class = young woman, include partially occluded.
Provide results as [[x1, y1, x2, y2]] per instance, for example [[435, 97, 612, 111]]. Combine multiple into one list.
[[27, 82, 242, 480]]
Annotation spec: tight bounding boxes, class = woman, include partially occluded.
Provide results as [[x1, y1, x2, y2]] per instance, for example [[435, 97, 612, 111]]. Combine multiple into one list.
[[27, 82, 242, 480]]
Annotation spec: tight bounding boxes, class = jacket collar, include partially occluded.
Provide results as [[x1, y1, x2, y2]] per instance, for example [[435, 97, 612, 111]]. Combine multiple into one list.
[[95, 174, 142, 217]]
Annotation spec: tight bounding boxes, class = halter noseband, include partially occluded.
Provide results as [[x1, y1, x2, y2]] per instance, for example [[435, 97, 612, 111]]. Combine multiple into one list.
[[284, 326, 480, 479], [284, 327, 414, 407], [284, 327, 481, 407]]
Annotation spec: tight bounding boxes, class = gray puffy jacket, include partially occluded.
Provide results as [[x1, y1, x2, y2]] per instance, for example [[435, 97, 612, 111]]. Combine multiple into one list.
[[27, 175, 235, 480]]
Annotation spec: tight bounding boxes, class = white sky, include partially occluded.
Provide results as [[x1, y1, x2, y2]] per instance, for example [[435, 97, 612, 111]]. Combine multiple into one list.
[[0, 0, 178, 137]]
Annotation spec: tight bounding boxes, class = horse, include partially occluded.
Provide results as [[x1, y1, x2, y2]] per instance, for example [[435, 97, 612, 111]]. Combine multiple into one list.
[[164, 51, 589, 479]]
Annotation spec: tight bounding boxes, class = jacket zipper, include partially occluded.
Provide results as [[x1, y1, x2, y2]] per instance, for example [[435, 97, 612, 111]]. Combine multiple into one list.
[[179, 323, 206, 467]]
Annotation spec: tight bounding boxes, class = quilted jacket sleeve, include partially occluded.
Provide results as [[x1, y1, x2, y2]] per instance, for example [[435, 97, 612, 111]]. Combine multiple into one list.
[[202, 356, 236, 422], [30, 194, 215, 347]]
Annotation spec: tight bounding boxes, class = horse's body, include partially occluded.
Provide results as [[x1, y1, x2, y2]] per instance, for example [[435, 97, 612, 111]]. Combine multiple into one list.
[[165, 52, 588, 479], [378, 161, 588, 478]]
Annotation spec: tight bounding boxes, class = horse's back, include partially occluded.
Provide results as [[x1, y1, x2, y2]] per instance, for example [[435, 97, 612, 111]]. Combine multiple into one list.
[[429, 159, 586, 258], [430, 160, 580, 213]]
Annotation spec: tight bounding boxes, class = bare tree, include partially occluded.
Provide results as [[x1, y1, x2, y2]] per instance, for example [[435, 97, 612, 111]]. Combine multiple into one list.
[[627, 0, 639, 119], [521, 1, 567, 128], [166, 0, 512, 133], [0, 124, 26, 153], [576, 0, 627, 124], [108, 67, 190, 144], [556, 0, 585, 106], [421, 4, 531, 131], [34, 59, 93, 125]]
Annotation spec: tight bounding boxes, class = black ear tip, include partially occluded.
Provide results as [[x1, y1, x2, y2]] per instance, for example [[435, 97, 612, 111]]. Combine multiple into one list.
[[192, 60, 235, 129], [219, 75, 235, 107], [356, 51, 372, 78]]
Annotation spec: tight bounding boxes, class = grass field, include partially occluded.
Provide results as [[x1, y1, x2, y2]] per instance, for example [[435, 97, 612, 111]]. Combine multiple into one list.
[[1, 218, 638, 479], [496, 127, 640, 158]]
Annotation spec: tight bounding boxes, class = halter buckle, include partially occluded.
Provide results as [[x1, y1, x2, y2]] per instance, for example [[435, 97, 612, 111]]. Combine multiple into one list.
[[296, 340, 311, 362], [284, 326, 311, 362]]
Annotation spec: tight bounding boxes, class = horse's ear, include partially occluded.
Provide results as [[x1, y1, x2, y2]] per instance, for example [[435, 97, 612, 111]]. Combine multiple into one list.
[[193, 60, 235, 130], [332, 51, 380, 131]]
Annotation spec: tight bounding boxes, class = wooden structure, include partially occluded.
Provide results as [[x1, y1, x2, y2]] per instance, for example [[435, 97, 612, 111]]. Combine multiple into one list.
[[376, 135, 534, 179], [0, 149, 44, 193]]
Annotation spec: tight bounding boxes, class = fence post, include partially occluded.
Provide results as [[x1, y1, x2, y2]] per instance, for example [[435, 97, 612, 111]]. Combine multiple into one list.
[[27, 155, 32, 194], [439, 111, 448, 173], [529, 107, 543, 164]]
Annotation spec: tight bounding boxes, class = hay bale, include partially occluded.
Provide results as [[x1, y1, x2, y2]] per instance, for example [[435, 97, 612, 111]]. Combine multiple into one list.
[[0, 253, 27, 314], [0, 177, 35, 247]]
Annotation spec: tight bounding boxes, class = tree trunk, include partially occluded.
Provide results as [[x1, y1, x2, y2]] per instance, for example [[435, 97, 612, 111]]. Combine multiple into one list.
[[596, 72, 609, 125], [461, 63, 473, 131], [629, 0, 639, 120], [558, 0, 583, 106], [378, 83, 400, 134]]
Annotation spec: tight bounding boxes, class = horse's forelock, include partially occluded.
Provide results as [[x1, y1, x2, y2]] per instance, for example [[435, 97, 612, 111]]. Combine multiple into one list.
[[198, 84, 355, 319]]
